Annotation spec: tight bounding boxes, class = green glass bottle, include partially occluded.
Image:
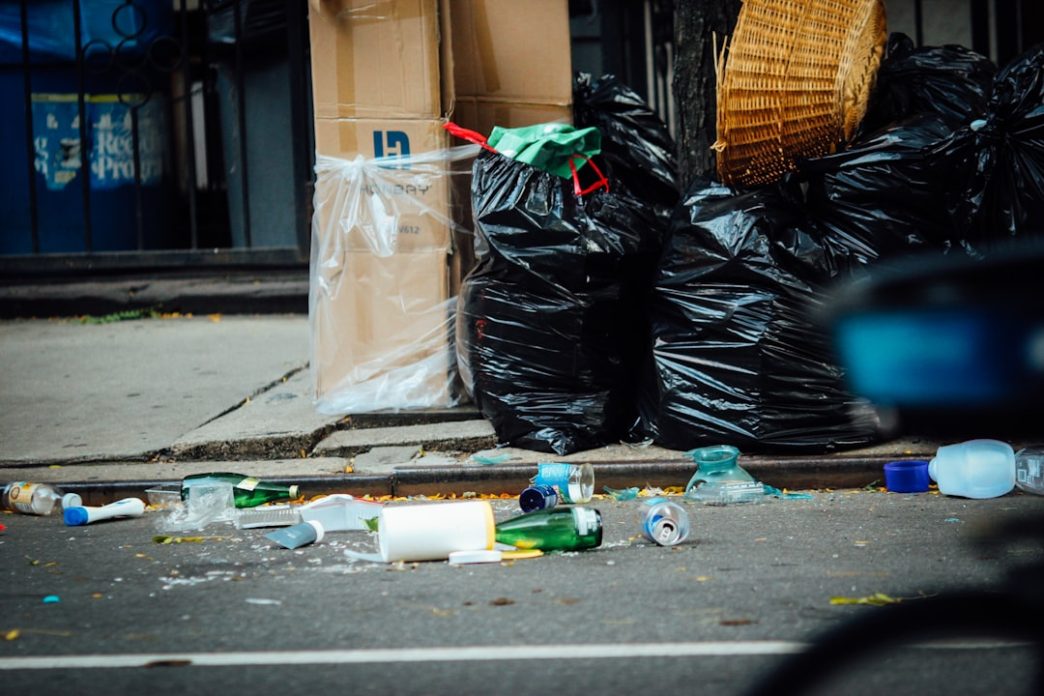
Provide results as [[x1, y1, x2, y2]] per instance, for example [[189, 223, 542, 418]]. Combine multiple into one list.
[[181, 473, 299, 509], [494, 507, 603, 551]]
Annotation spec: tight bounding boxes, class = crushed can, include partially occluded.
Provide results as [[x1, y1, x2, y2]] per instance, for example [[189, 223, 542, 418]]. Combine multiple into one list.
[[640, 498, 691, 546]]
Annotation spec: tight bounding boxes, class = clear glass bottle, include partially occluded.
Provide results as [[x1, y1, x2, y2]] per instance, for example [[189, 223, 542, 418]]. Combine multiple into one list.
[[639, 498, 691, 546], [2, 482, 81, 516], [494, 507, 602, 551], [181, 473, 299, 509], [1015, 446, 1044, 495]]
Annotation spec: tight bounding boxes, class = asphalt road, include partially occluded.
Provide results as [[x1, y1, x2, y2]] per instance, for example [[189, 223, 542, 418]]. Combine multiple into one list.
[[2, 490, 1043, 695]]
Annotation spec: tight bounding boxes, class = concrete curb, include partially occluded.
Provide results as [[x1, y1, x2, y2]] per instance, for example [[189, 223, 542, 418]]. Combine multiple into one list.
[[47, 455, 893, 506]]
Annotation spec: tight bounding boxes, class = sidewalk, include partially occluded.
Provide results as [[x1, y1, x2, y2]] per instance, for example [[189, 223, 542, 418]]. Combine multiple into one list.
[[0, 311, 937, 504]]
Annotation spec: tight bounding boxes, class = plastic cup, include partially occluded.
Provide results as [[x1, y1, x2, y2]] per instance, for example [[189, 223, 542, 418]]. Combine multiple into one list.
[[533, 462, 594, 504]]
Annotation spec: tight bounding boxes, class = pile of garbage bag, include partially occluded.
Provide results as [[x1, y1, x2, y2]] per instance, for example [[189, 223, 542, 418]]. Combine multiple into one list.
[[456, 36, 1044, 454]]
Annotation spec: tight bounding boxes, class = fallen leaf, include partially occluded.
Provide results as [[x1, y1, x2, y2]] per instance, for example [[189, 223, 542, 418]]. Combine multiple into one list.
[[556, 597, 581, 606], [490, 597, 515, 606], [4, 629, 20, 641], [208, 314, 222, 323], [720, 618, 756, 626], [91, 593, 104, 600], [431, 608, 453, 617], [830, 592, 901, 606], [152, 535, 224, 544]]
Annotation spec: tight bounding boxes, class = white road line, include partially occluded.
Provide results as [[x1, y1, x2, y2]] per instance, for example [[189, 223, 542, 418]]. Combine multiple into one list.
[[0, 642, 800, 670], [0, 640, 1030, 670]]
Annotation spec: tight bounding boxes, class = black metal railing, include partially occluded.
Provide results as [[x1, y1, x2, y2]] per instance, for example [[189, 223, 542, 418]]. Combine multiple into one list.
[[1, 0, 313, 272]]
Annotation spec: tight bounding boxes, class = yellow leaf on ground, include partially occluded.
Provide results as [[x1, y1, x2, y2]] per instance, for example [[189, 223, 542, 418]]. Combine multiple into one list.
[[208, 314, 222, 323], [4, 629, 20, 641], [830, 592, 900, 606]]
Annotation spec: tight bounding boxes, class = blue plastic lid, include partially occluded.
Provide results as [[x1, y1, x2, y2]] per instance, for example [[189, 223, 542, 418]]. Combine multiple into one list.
[[884, 460, 930, 493], [63, 507, 89, 526]]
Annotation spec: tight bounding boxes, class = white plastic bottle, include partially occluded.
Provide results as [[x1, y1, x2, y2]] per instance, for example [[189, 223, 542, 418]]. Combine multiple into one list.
[[63, 498, 146, 526], [1015, 447, 1044, 495], [928, 439, 1015, 499], [2, 482, 81, 516]]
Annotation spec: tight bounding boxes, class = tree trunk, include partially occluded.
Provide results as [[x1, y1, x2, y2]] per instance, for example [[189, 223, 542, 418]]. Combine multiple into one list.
[[673, 0, 742, 189]]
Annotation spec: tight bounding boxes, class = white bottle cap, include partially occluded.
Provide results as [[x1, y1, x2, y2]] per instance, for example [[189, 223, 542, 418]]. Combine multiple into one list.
[[928, 458, 938, 483], [448, 549, 503, 565], [305, 519, 325, 544], [61, 493, 82, 509]]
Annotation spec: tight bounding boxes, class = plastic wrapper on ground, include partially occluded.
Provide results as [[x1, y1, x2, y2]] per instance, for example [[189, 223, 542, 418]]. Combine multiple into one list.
[[644, 181, 880, 452], [458, 149, 662, 454], [310, 144, 480, 414]]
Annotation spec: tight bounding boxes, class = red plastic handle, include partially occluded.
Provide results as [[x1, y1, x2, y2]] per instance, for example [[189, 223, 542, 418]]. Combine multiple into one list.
[[443, 122, 498, 153], [569, 155, 610, 196]]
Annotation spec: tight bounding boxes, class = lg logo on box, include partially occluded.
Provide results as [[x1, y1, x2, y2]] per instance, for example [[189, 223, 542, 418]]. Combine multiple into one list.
[[373, 130, 410, 165]]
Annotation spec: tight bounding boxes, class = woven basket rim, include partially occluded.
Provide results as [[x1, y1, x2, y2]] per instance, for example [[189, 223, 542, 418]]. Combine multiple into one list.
[[714, 0, 887, 188]]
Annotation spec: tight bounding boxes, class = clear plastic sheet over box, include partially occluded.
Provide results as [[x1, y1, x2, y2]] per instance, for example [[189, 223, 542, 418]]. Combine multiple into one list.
[[309, 143, 480, 414]]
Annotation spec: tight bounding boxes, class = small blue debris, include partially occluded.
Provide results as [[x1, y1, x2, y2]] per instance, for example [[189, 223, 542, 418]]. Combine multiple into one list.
[[943, 517, 961, 524], [42, 595, 61, 604]]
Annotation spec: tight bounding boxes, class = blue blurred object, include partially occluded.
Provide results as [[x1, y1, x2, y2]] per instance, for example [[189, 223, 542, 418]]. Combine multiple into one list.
[[825, 238, 1044, 437]]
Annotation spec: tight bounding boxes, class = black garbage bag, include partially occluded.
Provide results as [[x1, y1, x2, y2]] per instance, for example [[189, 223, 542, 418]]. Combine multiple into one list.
[[860, 33, 996, 135], [459, 149, 662, 454], [799, 114, 965, 265], [644, 180, 880, 452], [945, 43, 1044, 242], [573, 73, 680, 219]]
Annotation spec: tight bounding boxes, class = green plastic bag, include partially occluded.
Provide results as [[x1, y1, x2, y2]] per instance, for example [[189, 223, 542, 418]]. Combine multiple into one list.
[[486, 122, 602, 179]]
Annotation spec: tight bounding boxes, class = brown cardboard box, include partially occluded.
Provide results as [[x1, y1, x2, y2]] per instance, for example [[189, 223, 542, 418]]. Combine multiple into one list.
[[312, 249, 454, 409], [313, 117, 452, 252], [443, 0, 574, 108], [308, 0, 442, 119], [308, 0, 575, 411]]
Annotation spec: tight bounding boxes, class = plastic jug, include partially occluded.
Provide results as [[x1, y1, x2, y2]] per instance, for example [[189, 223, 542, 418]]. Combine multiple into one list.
[[928, 439, 1015, 499]]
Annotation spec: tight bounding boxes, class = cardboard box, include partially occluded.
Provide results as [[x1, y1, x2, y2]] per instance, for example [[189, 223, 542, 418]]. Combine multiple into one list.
[[308, 0, 442, 119], [313, 117, 452, 252], [312, 249, 454, 409], [307, 0, 575, 411], [443, 0, 574, 106]]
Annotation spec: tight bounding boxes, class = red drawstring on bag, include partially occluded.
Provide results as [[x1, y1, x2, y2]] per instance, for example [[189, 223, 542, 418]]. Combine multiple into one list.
[[443, 122, 498, 154], [568, 155, 609, 196], [443, 122, 609, 197]]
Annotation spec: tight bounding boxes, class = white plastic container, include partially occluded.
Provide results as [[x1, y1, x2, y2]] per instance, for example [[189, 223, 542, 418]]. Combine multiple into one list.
[[928, 439, 1015, 499], [378, 501, 494, 562]]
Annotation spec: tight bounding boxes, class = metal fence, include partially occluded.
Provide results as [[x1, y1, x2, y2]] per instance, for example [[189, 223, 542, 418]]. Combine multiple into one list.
[[1, 0, 314, 271]]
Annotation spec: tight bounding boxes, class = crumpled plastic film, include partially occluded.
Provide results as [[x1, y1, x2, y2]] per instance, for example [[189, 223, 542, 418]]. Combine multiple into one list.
[[310, 144, 480, 414]]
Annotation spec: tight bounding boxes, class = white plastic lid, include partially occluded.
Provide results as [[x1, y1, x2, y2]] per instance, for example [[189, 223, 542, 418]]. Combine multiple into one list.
[[61, 493, 82, 509], [448, 550, 503, 565], [305, 519, 325, 544]]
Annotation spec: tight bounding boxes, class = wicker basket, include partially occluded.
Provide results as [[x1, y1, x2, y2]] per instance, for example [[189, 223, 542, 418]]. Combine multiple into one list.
[[714, 0, 887, 188]]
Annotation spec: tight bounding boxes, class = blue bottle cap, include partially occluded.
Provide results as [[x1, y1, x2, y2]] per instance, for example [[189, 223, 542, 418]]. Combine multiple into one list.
[[63, 507, 90, 526], [884, 460, 930, 493]]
